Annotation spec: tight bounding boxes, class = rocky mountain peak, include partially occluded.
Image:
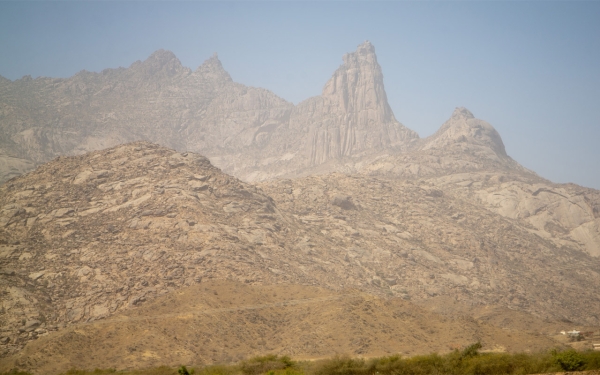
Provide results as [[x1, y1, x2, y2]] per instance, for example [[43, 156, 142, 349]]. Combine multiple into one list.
[[147, 49, 179, 63], [195, 52, 232, 83], [451, 106, 475, 120], [423, 107, 507, 157], [342, 40, 376, 65], [298, 42, 417, 165], [130, 49, 188, 79], [322, 41, 390, 118]]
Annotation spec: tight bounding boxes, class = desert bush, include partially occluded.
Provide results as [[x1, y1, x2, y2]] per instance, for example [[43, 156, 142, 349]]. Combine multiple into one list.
[[552, 349, 586, 371], [241, 355, 295, 375], [312, 356, 368, 375], [179, 365, 194, 375], [582, 350, 600, 370]]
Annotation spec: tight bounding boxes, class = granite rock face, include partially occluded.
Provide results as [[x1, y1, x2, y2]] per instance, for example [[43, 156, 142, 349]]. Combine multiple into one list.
[[292, 41, 418, 166]]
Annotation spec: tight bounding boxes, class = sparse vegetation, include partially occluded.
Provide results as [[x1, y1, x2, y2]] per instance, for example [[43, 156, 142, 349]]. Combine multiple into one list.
[[241, 355, 296, 375], [3, 347, 600, 375]]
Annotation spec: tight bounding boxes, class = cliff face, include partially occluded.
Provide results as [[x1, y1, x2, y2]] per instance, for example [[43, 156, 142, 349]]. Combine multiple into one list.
[[292, 41, 418, 165]]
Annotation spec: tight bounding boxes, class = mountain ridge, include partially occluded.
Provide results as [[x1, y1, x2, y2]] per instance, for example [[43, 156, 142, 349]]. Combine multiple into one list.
[[0, 42, 510, 185]]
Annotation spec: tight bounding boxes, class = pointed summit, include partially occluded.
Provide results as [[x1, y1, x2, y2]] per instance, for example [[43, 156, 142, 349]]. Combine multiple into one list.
[[344, 40, 376, 64], [320, 41, 416, 137], [131, 49, 188, 79], [298, 42, 418, 165], [451, 107, 475, 120], [147, 49, 178, 63], [423, 107, 507, 157], [196, 52, 232, 83], [322, 41, 392, 121]]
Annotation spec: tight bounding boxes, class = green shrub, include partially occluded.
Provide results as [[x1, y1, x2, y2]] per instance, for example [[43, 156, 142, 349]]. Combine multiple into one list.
[[179, 366, 195, 375], [241, 355, 295, 375], [312, 356, 367, 375], [582, 350, 600, 370], [552, 349, 586, 371]]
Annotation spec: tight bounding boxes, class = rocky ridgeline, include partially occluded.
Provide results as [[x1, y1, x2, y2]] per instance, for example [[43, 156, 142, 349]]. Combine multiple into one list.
[[0, 142, 363, 356], [360, 108, 600, 259], [0, 42, 417, 184]]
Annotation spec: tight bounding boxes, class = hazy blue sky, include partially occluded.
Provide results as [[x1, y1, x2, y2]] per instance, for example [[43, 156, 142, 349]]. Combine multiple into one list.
[[1, 2, 599, 188]]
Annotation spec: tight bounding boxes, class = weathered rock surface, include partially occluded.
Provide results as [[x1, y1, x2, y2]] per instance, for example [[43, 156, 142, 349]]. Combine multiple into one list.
[[0, 142, 598, 371], [359, 108, 600, 258], [291, 41, 417, 166], [259, 171, 600, 327], [0, 142, 360, 357]]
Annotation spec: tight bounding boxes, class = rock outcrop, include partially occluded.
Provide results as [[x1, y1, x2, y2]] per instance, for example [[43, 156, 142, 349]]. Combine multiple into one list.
[[291, 41, 418, 166], [363, 107, 525, 178], [422, 107, 507, 157]]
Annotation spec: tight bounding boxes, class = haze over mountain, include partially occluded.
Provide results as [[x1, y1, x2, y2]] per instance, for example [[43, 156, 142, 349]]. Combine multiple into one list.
[[1, 42, 600, 373], [0, 42, 419, 183]]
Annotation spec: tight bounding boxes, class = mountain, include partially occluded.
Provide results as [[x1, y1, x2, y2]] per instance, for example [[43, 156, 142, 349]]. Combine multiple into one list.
[[0, 142, 345, 357], [0, 142, 584, 373], [1, 42, 600, 372]]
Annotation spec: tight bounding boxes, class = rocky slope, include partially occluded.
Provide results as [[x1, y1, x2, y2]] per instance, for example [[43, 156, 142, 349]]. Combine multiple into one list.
[[0, 142, 598, 373], [361, 108, 600, 258], [0, 142, 361, 357], [259, 171, 600, 326]]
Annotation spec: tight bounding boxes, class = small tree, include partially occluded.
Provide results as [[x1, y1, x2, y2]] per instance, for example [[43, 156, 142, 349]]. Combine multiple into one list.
[[553, 350, 586, 371], [179, 365, 194, 375]]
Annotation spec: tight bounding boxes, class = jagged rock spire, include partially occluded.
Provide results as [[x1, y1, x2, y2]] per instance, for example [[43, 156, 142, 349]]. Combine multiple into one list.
[[301, 41, 418, 165], [195, 52, 232, 83]]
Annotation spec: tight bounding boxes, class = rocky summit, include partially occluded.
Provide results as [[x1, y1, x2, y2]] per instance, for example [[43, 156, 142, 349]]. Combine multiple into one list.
[[0, 42, 600, 373]]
